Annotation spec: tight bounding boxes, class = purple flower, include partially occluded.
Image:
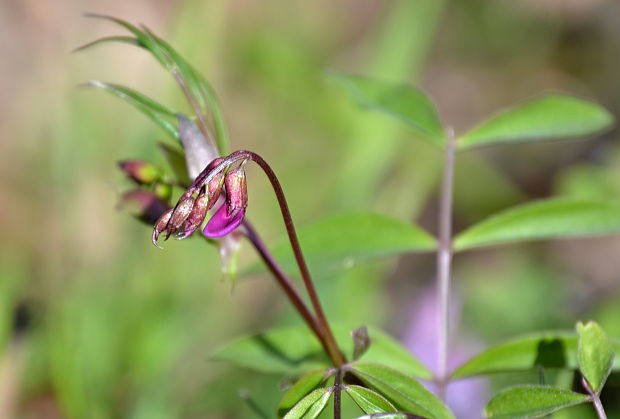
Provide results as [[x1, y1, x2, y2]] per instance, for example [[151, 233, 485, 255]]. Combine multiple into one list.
[[152, 157, 249, 247]]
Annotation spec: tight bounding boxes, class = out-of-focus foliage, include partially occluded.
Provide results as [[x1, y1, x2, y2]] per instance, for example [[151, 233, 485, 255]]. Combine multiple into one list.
[[1, 0, 619, 418]]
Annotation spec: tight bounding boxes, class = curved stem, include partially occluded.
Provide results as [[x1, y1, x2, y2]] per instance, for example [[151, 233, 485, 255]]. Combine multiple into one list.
[[193, 151, 346, 367], [436, 130, 456, 399], [242, 220, 333, 359]]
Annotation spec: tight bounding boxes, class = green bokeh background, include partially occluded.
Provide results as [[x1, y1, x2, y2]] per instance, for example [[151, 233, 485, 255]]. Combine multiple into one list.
[[1, 0, 619, 417]]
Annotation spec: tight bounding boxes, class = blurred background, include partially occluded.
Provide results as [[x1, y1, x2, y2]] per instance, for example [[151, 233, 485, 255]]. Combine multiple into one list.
[[1, 0, 620, 417]]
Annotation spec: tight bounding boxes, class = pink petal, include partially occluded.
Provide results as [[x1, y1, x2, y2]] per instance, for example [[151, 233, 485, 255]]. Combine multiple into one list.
[[202, 205, 245, 238]]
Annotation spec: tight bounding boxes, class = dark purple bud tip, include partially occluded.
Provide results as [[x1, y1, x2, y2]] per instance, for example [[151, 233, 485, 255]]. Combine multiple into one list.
[[119, 160, 162, 185], [202, 204, 246, 238], [152, 208, 174, 249]]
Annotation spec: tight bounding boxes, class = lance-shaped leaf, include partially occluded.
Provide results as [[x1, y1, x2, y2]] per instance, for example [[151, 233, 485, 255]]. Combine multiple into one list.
[[211, 324, 432, 379], [329, 72, 444, 145], [451, 331, 620, 379], [344, 385, 397, 414], [458, 94, 614, 150], [84, 81, 179, 140], [349, 362, 455, 419], [577, 321, 615, 393], [484, 386, 589, 418], [246, 212, 436, 278], [356, 414, 425, 419], [283, 387, 333, 419], [278, 370, 330, 418], [454, 198, 620, 251]]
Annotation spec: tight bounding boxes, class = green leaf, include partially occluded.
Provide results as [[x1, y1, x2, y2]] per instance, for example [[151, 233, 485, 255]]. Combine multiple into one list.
[[158, 143, 190, 186], [577, 321, 614, 393], [283, 387, 333, 419], [278, 370, 330, 418], [84, 81, 179, 140], [349, 362, 455, 419], [211, 324, 432, 379], [329, 72, 444, 144], [73, 35, 139, 52], [454, 198, 620, 251], [458, 94, 615, 150], [356, 415, 424, 419], [484, 386, 589, 418], [452, 331, 620, 379], [246, 212, 436, 278], [85, 14, 230, 153], [344, 385, 397, 414]]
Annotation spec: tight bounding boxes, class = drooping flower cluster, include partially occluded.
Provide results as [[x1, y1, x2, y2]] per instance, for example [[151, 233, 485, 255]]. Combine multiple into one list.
[[152, 157, 248, 248]]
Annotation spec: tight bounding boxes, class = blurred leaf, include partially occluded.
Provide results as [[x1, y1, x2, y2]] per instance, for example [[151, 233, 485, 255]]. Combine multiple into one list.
[[577, 321, 614, 393], [329, 72, 444, 144], [356, 415, 424, 419], [177, 115, 219, 179], [85, 14, 230, 153], [84, 81, 179, 140], [246, 212, 436, 278], [484, 386, 589, 418], [459, 94, 615, 150], [344, 385, 397, 414], [278, 370, 330, 418], [454, 199, 620, 251], [158, 143, 191, 186], [349, 362, 454, 419], [211, 325, 432, 379], [452, 331, 620, 379], [73, 35, 138, 52], [282, 387, 333, 419]]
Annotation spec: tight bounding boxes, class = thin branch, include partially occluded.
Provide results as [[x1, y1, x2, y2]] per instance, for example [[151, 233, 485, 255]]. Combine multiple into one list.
[[333, 369, 343, 419], [436, 129, 456, 399]]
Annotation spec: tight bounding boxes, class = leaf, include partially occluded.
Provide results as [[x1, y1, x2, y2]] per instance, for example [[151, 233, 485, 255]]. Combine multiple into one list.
[[458, 94, 615, 150], [349, 362, 455, 419], [84, 14, 230, 153], [246, 212, 436, 278], [451, 331, 620, 379], [84, 81, 179, 140], [577, 321, 614, 393], [484, 386, 589, 418], [282, 387, 333, 419], [278, 370, 330, 418], [177, 115, 219, 180], [356, 415, 424, 419], [73, 35, 138, 52], [344, 385, 397, 414], [454, 198, 620, 251], [329, 72, 444, 144], [158, 143, 190, 186], [211, 324, 432, 380]]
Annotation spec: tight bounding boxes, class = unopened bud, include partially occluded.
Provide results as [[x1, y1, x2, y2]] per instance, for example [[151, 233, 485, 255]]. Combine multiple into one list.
[[224, 166, 247, 216], [177, 187, 209, 239], [119, 189, 170, 224], [166, 195, 196, 238], [206, 158, 227, 209], [152, 208, 173, 248], [119, 160, 162, 185]]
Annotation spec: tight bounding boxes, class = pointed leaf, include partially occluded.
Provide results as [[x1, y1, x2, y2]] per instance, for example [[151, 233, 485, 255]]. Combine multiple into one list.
[[459, 94, 614, 150], [356, 415, 424, 419], [484, 386, 589, 418], [246, 212, 436, 278], [211, 325, 431, 379], [452, 331, 620, 379], [454, 198, 620, 251], [344, 385, 397, 414], [330, 72, 444, 144], [577, 321, 614, 393], [85, 81, 179, 140], [349, 362, 455, 419], [73, 35, 138, 52], [283, 387, 333, 419], [278, 370, 330, 418]]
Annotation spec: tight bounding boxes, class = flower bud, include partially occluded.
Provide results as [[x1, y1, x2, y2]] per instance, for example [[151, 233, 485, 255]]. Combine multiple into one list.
[[177, 187, 209, 239], [119, 160, 162, 185], [206, 159, 226, 209], [153, 182, 172, 201], [166, 195, 195, 238], [152, 208, 173, 248], [118, 189, 170, 224], [224, 166, 247, 216]]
